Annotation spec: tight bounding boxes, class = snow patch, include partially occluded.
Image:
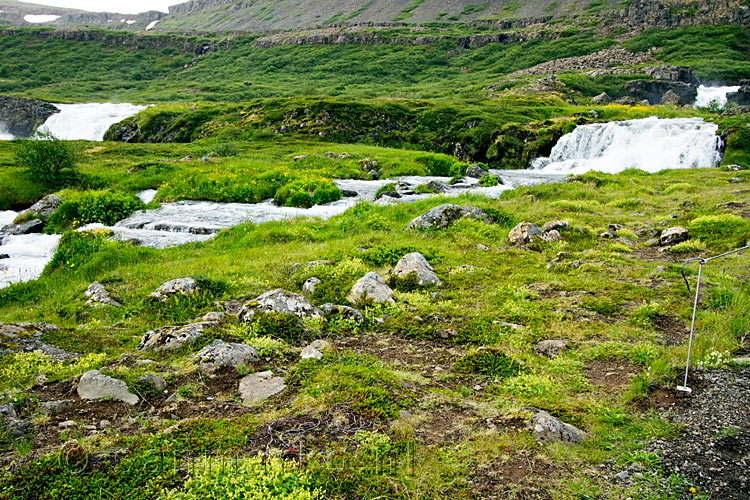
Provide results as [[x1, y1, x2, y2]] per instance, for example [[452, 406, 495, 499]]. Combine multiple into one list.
[[23, 14, 61, 23], [146, 20, 160, 30]]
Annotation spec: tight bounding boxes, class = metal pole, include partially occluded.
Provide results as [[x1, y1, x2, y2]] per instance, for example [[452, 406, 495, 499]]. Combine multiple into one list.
[[678, 261, 703, 393]]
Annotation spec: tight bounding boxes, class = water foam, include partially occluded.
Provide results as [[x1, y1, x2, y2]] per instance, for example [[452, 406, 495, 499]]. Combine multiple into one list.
[[0, 123, 13, 140], [532, 117, 722, 175], [694, 85, 740, 108], [39, 103, 147, 141]]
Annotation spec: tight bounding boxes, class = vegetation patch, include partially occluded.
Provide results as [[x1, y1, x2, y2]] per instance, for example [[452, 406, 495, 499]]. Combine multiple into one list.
[[453, 349, 522, 378]]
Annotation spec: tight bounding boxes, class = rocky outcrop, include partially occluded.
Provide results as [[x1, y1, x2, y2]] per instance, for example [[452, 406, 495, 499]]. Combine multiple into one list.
[[661, 227, 689, 246], [392, 253, 442, 286], [149, 277, 199, 302], [406, 204, 492, 230], [194, 339, 258, 373], [0, 219, 44, 236], [138, 321, 218, 351], [84, 282, 121, 308], [15, 195, 61, 221], [0, 322, 77, 361], [0, 96, 58, 138], [621, 80, 697, 107], [237, 289, 324, 322], [506, 47, 655, 78], [348, 272, 395, 304], [78, 370, 139, 405], [320, 303, 365, 323], [727, 80, 750, 106]]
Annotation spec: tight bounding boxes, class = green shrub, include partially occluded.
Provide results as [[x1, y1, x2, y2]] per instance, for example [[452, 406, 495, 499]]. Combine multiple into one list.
[[214, 142, 239, 157], [242, 312, 307, 344], [478, 174, 500, 187], [14, 131, 78, 188], [46, 191, 144, 232], [453, 349, 522, 378], [274, 177, 342, 208], [688, 214, 750, 248], [415, 154, 455, 176], [163, 454, 322, 500], [374, 183, 398, 199], [669, 239, 707, 254]]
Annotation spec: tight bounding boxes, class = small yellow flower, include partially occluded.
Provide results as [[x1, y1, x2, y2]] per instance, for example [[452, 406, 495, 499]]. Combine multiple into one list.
[[690, 488, 696, 494]]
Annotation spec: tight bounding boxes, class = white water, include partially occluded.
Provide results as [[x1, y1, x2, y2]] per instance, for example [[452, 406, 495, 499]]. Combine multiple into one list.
[[0, 210, 61, 289], [532, 117, 723, 175], [24, 14, 61, 23], [39, 103, 147, 141], [694, 85, 740, 108], [0, 123, 13, 140]]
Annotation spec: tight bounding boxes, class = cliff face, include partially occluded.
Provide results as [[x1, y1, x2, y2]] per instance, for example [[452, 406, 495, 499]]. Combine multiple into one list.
[[0, 95, 59, 138]]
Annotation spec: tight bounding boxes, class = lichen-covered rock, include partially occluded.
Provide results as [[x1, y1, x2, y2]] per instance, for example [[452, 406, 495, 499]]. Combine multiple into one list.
[[406, 204, 491, 230], [77, 370, 139, 405], [465, 164, 485, 178], [527, 408, 585, 444], [347, 272, 395, 304], [300, 340, 331, 360], [39, 400, 76, 416], [239, 371, 286, 404], [508, 222, 546, 245], [542, 220, 569, 232], [138, 321, 218, 351], [15, 195, 61, 221], [238, 289, 324, 322], [195, 339, 258, 373], [84, 282, 121, 307], [302, 277, 321, 296], [534, 340, 569, 358], [393, 252, 442, 286], [320, 303, 365, 323], [661, 227, 689, 246], [149, 277, 199, 302], [0, 322, 77, 361]]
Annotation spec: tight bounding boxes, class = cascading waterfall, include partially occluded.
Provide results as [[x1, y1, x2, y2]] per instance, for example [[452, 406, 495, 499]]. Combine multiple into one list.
[[694, 85, 740, 108], [0, 123, 13, 140], [532, 117, 723, 175], [39, 103, 147, 141]]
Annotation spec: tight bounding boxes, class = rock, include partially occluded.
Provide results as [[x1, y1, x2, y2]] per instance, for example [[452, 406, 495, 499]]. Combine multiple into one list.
[[614, 96, 637, 106], [149, 277, 199, 302], [474, 244, 490, 251], [599, 231, 615, 239], [729, 177, 741, 184], [393, 253, 442, 286], [347, 272, 395, 304], [543, 220, 569, 232], [660, 89, 684, 106], [59, 420, 76, 429], [544, 229, 562, 242], [0, 219, 44, 235], [139, 321, 217, 351], [639, 99, 650, 107], [608, 223, 625, 232], [614, 470, 631, 482], [293, 155, 308, 162], [534, 340, 568, 358], [238, 289, 324, 322], [84, 282, 121, 307], [465, 164, 485, 178], [726, 164, 743, 171], [195, 339, 258, 373], [406, 204, 491, 230], [302, 277, 321, 296], [300, 339, 329, 360], [588, 109, 599, 118], [508, 222, 546, 245], [99, 419, 111, 429], [660, 227, 689, 246], [15, 195, 62, 222], [426, 180, 450, 193], [200, 156, 210, 162], [77, 370, 139, 405], [0, 254, 8, 259], [320, 303, 365, 323], [592, 92, 611, 105], [527, 408, 585, 444], [645, 237, 661, 247], [341, 189, 358, 197], [0, 322, 77, 361], [39, 400, 76, 416], [137, 374, 167, 391], [0, 95, 59, 138], [202, 311, 225, 322], [239, 371, 286, 404]]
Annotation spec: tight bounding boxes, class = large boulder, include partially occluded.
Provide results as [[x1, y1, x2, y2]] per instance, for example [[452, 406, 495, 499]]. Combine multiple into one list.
[[239, 371, 287, 404], [465, 164, 485, 178], [406, 204, 491, 230], [0, 219, 44, 235], [194, 339, 258, 373], [77, 370, 139, 405], [0, 322, 77, 361], [508, 222, 547, 245], [0, 95, 59, 138], [660, 89, 683, 106], [527, 408, 585, 445], [138, 321, 218, 351], [660, 227, 689, 246], [320, 303, 365, 323], [15, 195, 61, 221], [347, 272, 395, 304], [393, 252, 442, 286], [149, 277, 199, 302], [592, 92, 611, 105], [646, 65, 699, 85], [84, 282, 121, 307], [238, 289, 324, 322]]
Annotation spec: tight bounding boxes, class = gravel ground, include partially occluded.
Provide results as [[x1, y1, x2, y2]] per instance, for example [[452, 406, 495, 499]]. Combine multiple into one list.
[[648, 367, 750, 499]]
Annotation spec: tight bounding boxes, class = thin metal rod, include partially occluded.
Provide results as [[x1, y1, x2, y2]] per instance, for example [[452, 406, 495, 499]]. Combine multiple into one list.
[[683, 262, 703, 389]]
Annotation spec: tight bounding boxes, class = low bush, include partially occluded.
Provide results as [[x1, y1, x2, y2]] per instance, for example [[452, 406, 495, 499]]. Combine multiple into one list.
[[478, 173, 500, 187], [46, 190, 144, 232], [453, 349, 522, 378], [689, 214, 750, 248], [273, 176, 342, 208], [14, 131, 78, 188]]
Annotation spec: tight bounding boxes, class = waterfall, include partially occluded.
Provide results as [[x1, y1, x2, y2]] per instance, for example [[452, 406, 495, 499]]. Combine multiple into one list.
[[694, 85, 740, 108], [39, 103, 147, 141], [532, 117, 723, 175], [0, 123, 12, 140]]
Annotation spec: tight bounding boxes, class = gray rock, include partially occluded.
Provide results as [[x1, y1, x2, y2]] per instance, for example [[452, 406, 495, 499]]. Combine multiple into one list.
[[238, 289, 324, 322], [465, 164, 485, 178], [527, 408, 585, 444], [341, 190, 358, 197], [474, 244, 490, 251], [39, 399, 76, 416], [302, 277, 321, 296], [138, 321, 217, 351], [592, 92, 611, 105], [0, 403, 16, 419], [347, 272, 395, 304], [0, 322, 77, 361], [0, 219, 44, 235], [195, 339, 258, 373], [393, 252, 442, 286], [77, 370, 139, 405], [320, 303, 365, 323], [544, 229, 562, 242], [660, 89, 683, 106], [534, 340, 568, 358], [137, 374, 167, 392], [588, 109, 599, 118], [543, 220, 569, 232], [149, 277, 199, 302], [293, 155, 308, 162], [0, 95, 59, 138], [239, 371, 286, 404], [59, 420, 76, 429], [99, 419, 111, 429], [660, 227, 689, 246], [84, 282, 121, 307], [202, 311, 225, 322], [599, 231, 615, 239], [729, 177, 742, 183], [406, 204, 491, 230], [426, 180, 450, 193], [16, 195, 61, 221], [508, 222, 547, 245], [301, 340, 331, 360]]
